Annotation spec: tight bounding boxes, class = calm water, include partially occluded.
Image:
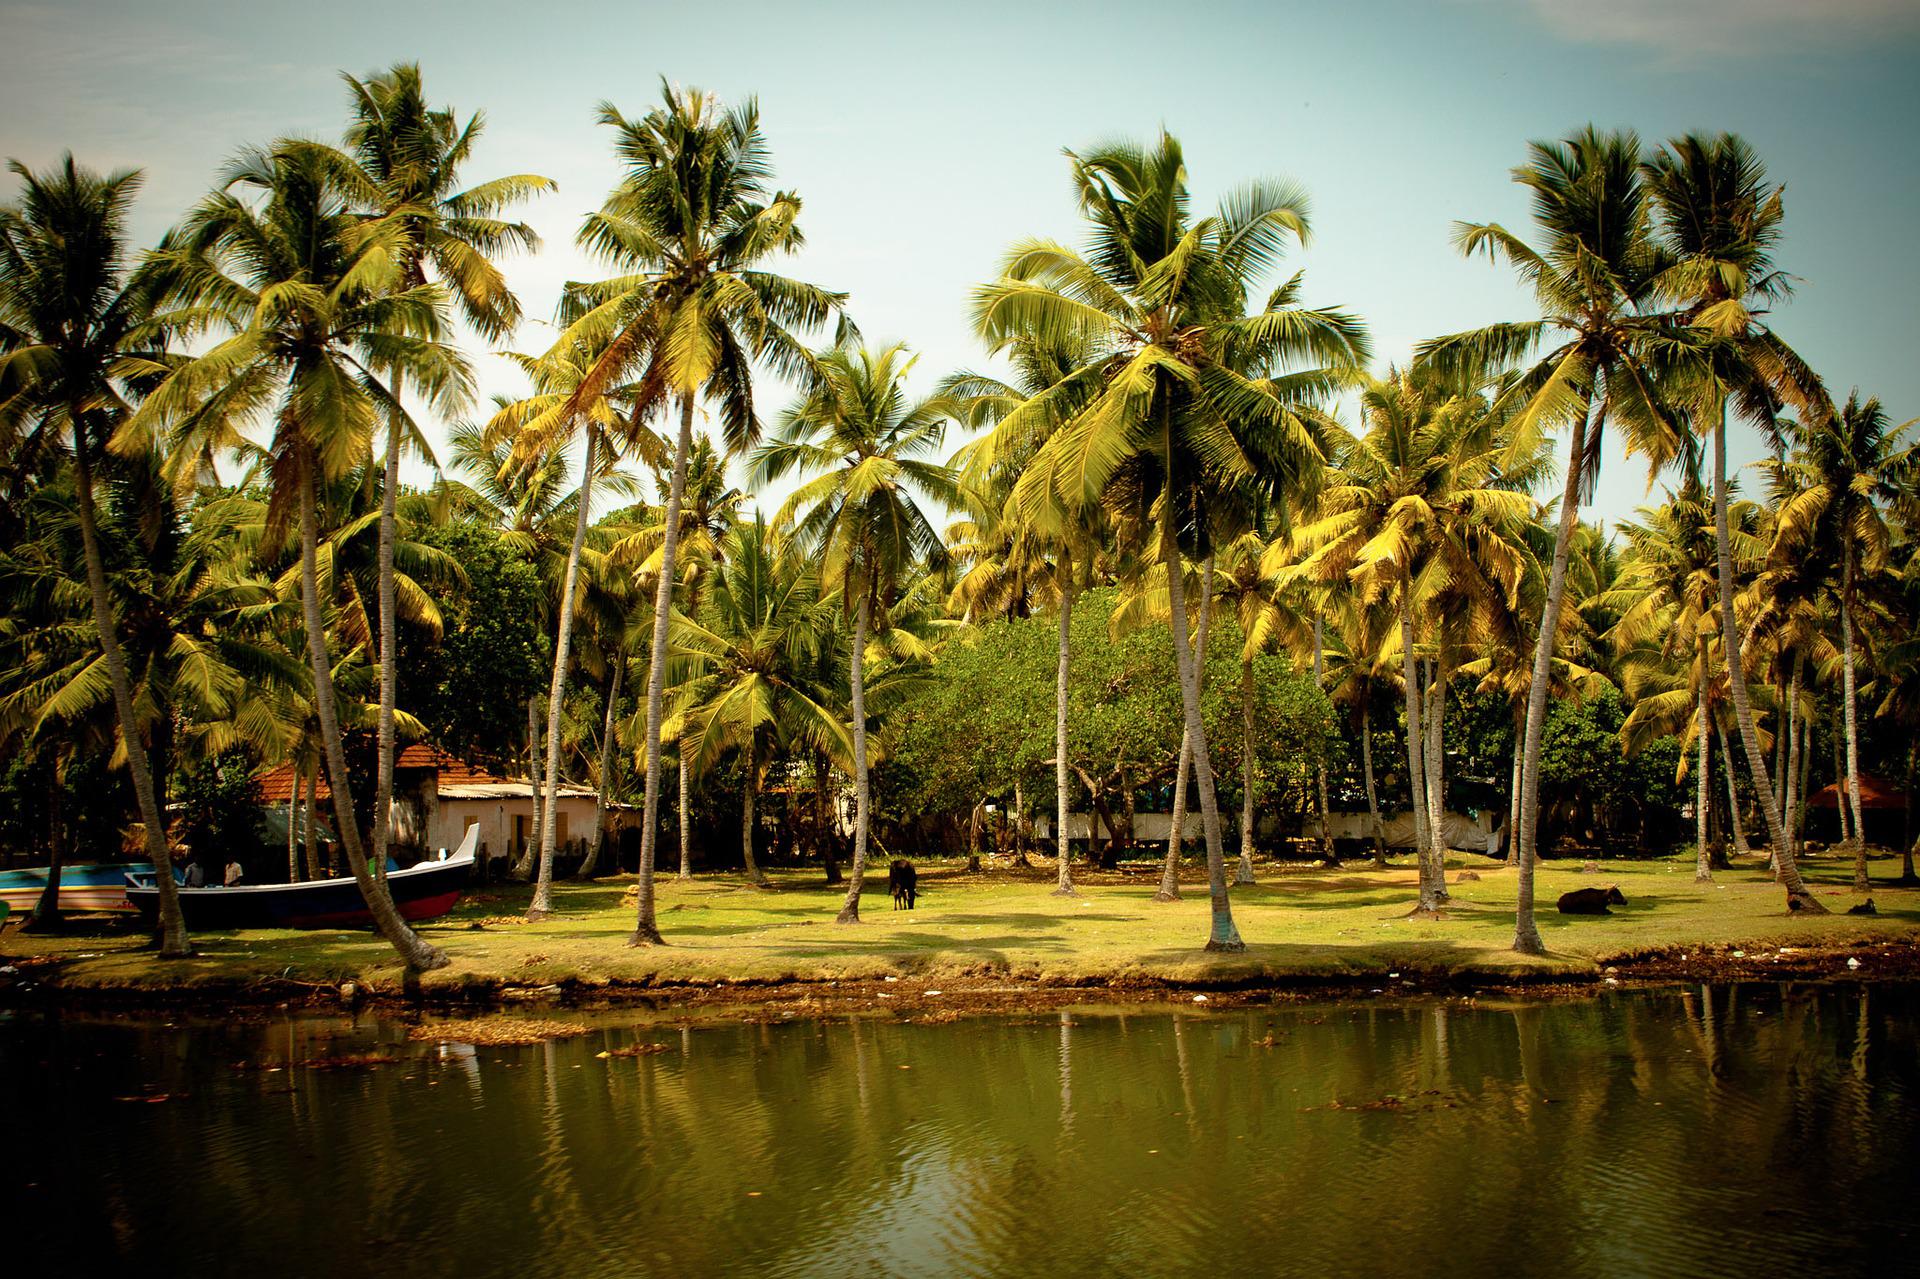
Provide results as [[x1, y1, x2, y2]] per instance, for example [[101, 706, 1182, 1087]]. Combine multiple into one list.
[[3, 986, 1914, 1277]]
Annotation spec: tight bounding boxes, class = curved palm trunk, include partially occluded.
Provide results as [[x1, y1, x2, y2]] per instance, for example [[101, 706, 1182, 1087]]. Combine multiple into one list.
[[1157, 556, 1213, 902], [632, 396, 696, 946], [529, 431, 597, 920], [70, 429, 189, 955], [1513, 402, 1594, 953], [298, 459, 445, 972], [1711, 406, 1821, 909], [1840, 550, 1868, 893], [1161, 536, 1241, 951], [834, 591, 874, 924], [1399, 591, 1438, 912], [371, 409, 404, 886], [577, 657, 623, 880], [1053, 588, 1076, 896], [1694, 664, 1712, 883], [741, 739, 768, 887], [1237, 658, 1258, 884], [1361, 698, 1387, 868]]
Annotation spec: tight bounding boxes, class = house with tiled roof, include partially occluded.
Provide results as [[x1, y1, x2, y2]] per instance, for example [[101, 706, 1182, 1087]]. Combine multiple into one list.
[[257, 745, 638, 871]]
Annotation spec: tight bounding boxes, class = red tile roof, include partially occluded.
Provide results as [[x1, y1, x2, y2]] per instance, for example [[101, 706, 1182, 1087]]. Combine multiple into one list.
[[255, 745, 510, 804]]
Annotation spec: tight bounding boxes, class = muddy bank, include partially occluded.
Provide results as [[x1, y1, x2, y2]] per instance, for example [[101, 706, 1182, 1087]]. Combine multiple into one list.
[[6, 934, 1917, 1023]]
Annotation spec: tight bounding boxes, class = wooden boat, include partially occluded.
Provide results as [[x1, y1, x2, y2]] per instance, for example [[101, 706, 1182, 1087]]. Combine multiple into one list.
[[124, 829, 475, 931], [0, 863, 151, 915]]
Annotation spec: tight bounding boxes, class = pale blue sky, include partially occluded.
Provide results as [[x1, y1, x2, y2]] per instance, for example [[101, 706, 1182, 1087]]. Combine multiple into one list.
[[4, 0, 1917, 527]]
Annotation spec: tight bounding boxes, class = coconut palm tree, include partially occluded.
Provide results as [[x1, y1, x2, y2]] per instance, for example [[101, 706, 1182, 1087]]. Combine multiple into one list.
[[1769, 392, 1917, 891], [128, 145, 471, 972], [1279, 368, 1537, 911], [485, 344, 653, 920], [1641, 131, 1831, 909], [1420, 127, 1689, 951], [0, 156, 194, 953], [295, 63, 550, 892], [544, 83, 848, 945], [671, 516, 851, 885], [752, 341, 957, 922], [968, 133, 1368, 949]]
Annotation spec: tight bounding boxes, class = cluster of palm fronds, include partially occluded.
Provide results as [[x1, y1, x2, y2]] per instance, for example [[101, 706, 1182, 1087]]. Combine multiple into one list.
[[4, 69, 1914, 963]]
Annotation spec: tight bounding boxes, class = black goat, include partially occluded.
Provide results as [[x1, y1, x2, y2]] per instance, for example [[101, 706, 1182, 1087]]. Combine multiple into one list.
[[889, 859, 917, 910]]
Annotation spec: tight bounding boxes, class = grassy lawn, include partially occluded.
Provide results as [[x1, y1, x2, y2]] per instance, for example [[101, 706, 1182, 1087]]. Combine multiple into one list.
[[4, 848, 1917, 998]]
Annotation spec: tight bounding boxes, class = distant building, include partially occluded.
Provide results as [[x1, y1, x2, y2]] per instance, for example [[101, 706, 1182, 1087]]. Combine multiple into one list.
[[255, 745, 638, 868]]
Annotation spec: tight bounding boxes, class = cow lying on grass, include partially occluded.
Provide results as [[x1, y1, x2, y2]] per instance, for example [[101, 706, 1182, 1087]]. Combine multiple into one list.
[[889, 859, 917, 910], [1558, 886, 1627, 915]]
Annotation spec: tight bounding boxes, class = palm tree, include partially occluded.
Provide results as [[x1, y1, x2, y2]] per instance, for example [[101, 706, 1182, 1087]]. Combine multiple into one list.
[[1280, 368, 1536, 911], [299, 63, 550, 895], [1642, 131, 1829, 909], [752, 341, 957, 923], [1770, 392, 1916, 891], [1420, 127, 1688, 951], [672, 516, 851, 885], [0, 156, 193, 953], [545, 82, 848, 945], [485, 345, 651, 920], [129, 145, 471, 972], [968, 133, 1368, 950]]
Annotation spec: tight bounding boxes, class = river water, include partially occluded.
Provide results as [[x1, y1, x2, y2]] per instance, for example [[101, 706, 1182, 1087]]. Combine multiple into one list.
[[3, 985, 1913, 1277]]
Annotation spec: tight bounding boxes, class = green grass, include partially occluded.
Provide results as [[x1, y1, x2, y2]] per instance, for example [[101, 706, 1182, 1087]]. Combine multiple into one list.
[[5, 848, 1916, 998]]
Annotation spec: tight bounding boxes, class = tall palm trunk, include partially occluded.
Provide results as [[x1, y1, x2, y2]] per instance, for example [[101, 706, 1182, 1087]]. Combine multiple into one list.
[[1832, 705, 1851, 847], [528, 430, 597, 920], [741, 738, 768, 886], [287, 771, 300, 882], [1716, 721, 1751, 860], [1157, 730, 1192, 902], [1053, 586, 1076, 896], [27, 788, 63, 930], [1505, 718, 1523, 867], [1310, 612, 1334, 869], [1711, 405, 1820, 909], [1423, 658, 1449, 893], [632, 395, 696, 946], [1161, 533, 1241, 951], [1361, 698, 1387, 868], [816, 750, 840, 883], [1840, 546, 1869, 893], [1513, 401, 1595, 953], [70, 428, 189, 955], [1695, 675, 1712, 883], [513, 697, 542, 880], [577, 657, 622, 879], [1237, 658, 1257, 884], [371, 408, 404, 886], [834, 590, 874, 923], [1157, 556, 1213, 902], [297, 458, 445, 972], [1781, 653, 1803, 873], [303, 760, 321, 880], [679, 755, 693, 879], [1399, 587, 1438, 912]]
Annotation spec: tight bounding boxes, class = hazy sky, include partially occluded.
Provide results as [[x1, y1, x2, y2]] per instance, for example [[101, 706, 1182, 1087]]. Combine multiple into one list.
[[4, 0, 1916, 528]]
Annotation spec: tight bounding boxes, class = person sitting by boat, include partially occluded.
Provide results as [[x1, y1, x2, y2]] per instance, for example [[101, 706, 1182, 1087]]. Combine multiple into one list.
[[224, 859, 244, 887]]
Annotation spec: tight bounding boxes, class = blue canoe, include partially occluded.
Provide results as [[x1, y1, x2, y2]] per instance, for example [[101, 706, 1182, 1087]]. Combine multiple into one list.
[[0, 863, 152, 915]]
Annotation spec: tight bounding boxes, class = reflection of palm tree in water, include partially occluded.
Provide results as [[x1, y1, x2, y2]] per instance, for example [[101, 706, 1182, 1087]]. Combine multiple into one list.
[[1058, 1010, 1073, 1137]]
